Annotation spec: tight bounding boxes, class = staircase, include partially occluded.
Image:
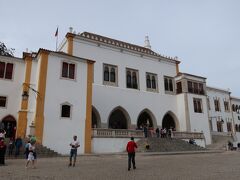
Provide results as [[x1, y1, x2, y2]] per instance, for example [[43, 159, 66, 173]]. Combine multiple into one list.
[[5, 138, 60, 159], [206, 134, 233, 150], [136, 137, 205, 152]]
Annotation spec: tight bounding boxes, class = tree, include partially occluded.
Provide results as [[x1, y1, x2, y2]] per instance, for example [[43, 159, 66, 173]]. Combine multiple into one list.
[[0, 42, 14, 57]]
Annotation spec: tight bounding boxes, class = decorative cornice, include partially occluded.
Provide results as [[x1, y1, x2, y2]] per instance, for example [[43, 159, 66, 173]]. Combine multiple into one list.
[[67, 32, 180, 64]]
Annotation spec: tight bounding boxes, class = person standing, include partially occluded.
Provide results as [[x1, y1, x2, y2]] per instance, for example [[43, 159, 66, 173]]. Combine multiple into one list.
[[69, 135, 80, 167], [126, 137, 138, 171], [155, 128, 160, 138], [15, 136, 23, 157], [0, 138, 6, 165], [8, 138, 14, 156]]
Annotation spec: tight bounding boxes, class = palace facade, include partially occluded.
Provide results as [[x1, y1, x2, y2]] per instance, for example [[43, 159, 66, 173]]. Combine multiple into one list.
[[0, 29, 239, 154]]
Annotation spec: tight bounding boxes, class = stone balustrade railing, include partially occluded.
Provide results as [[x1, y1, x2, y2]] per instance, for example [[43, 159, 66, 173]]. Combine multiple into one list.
[[92, 128, 144, 138], [172, 131, 204, 139], [92, 128, 205, 139]]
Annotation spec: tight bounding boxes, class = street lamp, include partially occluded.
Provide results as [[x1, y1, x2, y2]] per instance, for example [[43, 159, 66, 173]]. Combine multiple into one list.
[[21, 83, 40, 100], [22, 91, 29, 100]]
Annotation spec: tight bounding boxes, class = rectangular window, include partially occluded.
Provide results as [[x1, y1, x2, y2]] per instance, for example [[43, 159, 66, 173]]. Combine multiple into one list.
[[103, 64, 118, 86], [214, 99, 221, 112], [164, 77, 174, 93], [188, 81, 204, 95], [0, 61, 5, 78], [207, 97, 211, 110], [217, 121, 223, 132], [146, 72, 158, 92], [199, 83, 204, 95], [5, 63, 13, 79], [193, 98, 203, 113], [61, 104, 71, 118], [61, 62, 75, 79], [224, 101, 229, 112], [0, 61, 14, 80], [193, 82, 198, 94], [126, 68, 139, 89], [227, 122, 232, 132], [188, 81, 193, 93], [0, 96, 7, 107], [176, 81, 182, 94]]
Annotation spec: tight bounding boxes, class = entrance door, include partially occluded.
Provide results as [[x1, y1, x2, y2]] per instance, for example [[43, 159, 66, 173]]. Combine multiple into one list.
[[162, 114, 176, 130], [1, 115, 17, 139]]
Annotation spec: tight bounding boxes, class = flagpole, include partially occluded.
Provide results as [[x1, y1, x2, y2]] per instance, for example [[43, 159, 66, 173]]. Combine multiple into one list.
[[55, 26, 59, 51], [56, 34, 58, 51]]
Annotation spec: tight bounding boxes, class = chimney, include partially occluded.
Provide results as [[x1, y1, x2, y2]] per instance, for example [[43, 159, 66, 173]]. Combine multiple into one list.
[[69, 27, 73, 33], [144, 36, 151, 49]]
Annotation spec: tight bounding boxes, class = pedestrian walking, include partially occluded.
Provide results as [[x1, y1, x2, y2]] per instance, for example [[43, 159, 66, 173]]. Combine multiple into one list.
[[126, 137, 138, 171], [0, 138, 6, 165], [69, 135, 80, 167], [25, 141, 36, 168]]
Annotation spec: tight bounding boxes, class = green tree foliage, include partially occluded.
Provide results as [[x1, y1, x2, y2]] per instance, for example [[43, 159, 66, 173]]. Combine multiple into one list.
[[0, 42, 14, 57]]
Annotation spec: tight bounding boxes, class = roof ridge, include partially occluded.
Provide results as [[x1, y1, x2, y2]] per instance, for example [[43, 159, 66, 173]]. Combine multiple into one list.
[[74, 31, 180, 64]]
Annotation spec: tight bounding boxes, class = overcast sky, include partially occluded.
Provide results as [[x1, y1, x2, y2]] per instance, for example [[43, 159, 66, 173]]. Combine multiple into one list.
[[1, 0, 239, 97]]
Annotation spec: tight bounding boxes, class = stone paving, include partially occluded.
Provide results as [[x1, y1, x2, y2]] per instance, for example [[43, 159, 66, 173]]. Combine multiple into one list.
[[1, 151, 240, 180]]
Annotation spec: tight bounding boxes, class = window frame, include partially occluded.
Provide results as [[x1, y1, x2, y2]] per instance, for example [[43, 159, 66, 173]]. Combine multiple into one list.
[[60, 61, 77, 81], [193, 98, 203, 113], [146, 72, 158, 92], [0, 61, 15, 81], [214, 98, 221, 112], [103, 64, 118, 86], [60, 102, 72, 119], [126, 68, 139, 90], [187, 80, 204, 95], [164, 76, 175, 94], [0, 96, 7, 108]]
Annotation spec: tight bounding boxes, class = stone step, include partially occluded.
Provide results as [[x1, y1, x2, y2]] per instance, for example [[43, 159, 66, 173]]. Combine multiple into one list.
[[136, 137, 205, 152]]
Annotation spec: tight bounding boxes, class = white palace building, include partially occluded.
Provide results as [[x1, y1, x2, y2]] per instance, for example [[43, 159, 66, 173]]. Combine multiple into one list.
[[0, 29, 240, 154]]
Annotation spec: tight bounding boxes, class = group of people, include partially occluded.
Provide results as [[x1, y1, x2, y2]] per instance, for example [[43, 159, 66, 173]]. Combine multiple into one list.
[[0, 128, 37, 168], [1, 131, 137, 172], [139, 125, 175, 139]]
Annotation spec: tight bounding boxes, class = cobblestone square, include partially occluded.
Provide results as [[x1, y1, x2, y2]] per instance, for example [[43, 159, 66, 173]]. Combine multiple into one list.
[[1, 151, 240, 180]]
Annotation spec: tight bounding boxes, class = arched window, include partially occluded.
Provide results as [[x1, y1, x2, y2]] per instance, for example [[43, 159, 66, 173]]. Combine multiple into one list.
[[110, 68, 115, 82], [236, 105, 239, 112], [61, 104, 71, 118], [169, 79, 173, 91], [132, 72, 138, 89], [235, 124, 239, 132], [232, 104, 235, 112], [151, 76, 156, 89], [146, 75, 151, 88], [126, 71, 132, 88], [104, 66, 109, 81]]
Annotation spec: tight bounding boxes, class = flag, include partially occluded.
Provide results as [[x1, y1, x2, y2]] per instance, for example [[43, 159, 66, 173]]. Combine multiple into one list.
[[55, 27, 58, 37]]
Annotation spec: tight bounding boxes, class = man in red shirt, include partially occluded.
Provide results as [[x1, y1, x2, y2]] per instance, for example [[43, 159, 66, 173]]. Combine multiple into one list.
[[126, 137, 138, 171]]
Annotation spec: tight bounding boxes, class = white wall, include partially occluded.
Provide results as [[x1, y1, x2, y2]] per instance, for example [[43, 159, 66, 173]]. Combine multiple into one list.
[[0, 56, 25, 124], [207, 88, 232, 133], [187, 94, 211, 144], [42, 54, 88, 154], [70, 39, 181, 129], [92, 137, 140, 153]]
